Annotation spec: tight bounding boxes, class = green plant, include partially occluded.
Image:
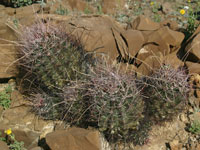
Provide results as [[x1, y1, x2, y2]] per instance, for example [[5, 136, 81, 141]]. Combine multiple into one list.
[[56, 4, 69, 15], [0, 131, 6, 142], [19, 21, 94, 92], [142, 65, 189, 123], [80, 64, 148, 144], [3, 128, 26, 150], [13, 18, 19, 28], [186, 9, 199, 36], [0, 85, 12, 109], [179, 2, 200, 40], [84, 5, 91, 14], [10, 0, 33, 7], [97, 4, 102, 15], [153, 13, 161, 22], [189, 120, 200, 135]]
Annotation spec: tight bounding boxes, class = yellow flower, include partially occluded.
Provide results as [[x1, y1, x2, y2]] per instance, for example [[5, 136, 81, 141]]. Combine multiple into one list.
[[5, 128, 12, 135], [180, 9, 185, 15], [150, 1, 154, 6], [188, 0, 191, 3]]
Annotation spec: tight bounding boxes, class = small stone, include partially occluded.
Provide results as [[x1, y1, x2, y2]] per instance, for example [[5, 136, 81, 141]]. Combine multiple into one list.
[[196, 89, 200, 98], [179, 113, 188, 123], [189, 108, 194, 113], [169, 140, 182, 150], [162, 2, 173, 14]]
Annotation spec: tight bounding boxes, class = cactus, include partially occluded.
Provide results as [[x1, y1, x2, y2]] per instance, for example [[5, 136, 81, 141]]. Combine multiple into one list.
[[142, 65, 189, 123], [19, 21, 94, 92], [81, 64, 147, 143]]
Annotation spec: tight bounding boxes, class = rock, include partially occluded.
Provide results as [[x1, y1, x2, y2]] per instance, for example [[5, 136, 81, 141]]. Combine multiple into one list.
[[116, 63, 138, 74], [136, 44, 160, 66], [185, 61, 200, 74], [0, 123, 40, 149], [185, 33, 200, 62], [169, 139, 182, 150], [2, 106, 35, 126], [44, 14, 127, 63], [46, 127, 103, 150], [189, 112, 200, 122], [121, 29, 145, 57], [0, 140, 9, 150], [29, 146, 43, 150], [130, 15, 160, 31], [179, 113, 188, 123], [147, 26, 184, 56], [160, 19, 179, 31], [12, 129, 40, 149], [0, 23, 18, 78], [102, 0, 126, 14], [137, 52, 163, 76], [163, 51, 184, 69], [10, 90, 31, 108], [162, 2, 173, 15]]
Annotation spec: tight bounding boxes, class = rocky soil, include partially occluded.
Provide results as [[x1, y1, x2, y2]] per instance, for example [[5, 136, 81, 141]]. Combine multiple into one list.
[[0, 0, 200, 150]]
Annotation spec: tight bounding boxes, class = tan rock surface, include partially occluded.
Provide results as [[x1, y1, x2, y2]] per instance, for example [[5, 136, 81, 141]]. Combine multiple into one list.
[[185, 61, 200, 74], [0, 140, 9, 150], [130, 15, 160, 31], [46, 127, 102, 150], [121, 29, 145, 58], [185, 33, 200, 62], [147, 26, 184, 55]]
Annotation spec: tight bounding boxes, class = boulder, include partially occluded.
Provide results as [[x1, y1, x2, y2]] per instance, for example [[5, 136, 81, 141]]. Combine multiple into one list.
[[137, 52, 163, 76], [185, 61, 200, 74], [46, 127, 103, 150], [116, 63, 138, 74], [147, 26, 184, 55], [130, 15, 160, 31], [184, 33, 200, 62], [42, 14, 127, 63], [0, 19, 18, 79], [160, 19, 179, 31], [163, 51, 184, 69], [136, 44, 160, 66], [0, 140, 9, 150], [0, 123, 40, 149], [121, 29, 145, 57]]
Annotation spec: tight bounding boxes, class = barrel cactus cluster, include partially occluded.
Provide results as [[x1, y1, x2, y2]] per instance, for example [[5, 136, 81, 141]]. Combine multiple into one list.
[[18, 20, 190, 146]]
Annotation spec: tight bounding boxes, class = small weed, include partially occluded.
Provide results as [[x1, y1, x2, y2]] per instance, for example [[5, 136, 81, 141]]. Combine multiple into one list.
[[97, 4, 102, 15], [13, 18, 19, 28], [189, 120, 200, 135], [0, 85, 12, 110], [56, 5, 69, 15], [153, 14, 161, 22], [84, 5, 91, 14], [0, 128, 27, 150]]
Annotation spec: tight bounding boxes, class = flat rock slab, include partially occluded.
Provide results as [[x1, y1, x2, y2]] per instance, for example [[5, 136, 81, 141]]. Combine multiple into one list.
[[46, 127, 102, 150]]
